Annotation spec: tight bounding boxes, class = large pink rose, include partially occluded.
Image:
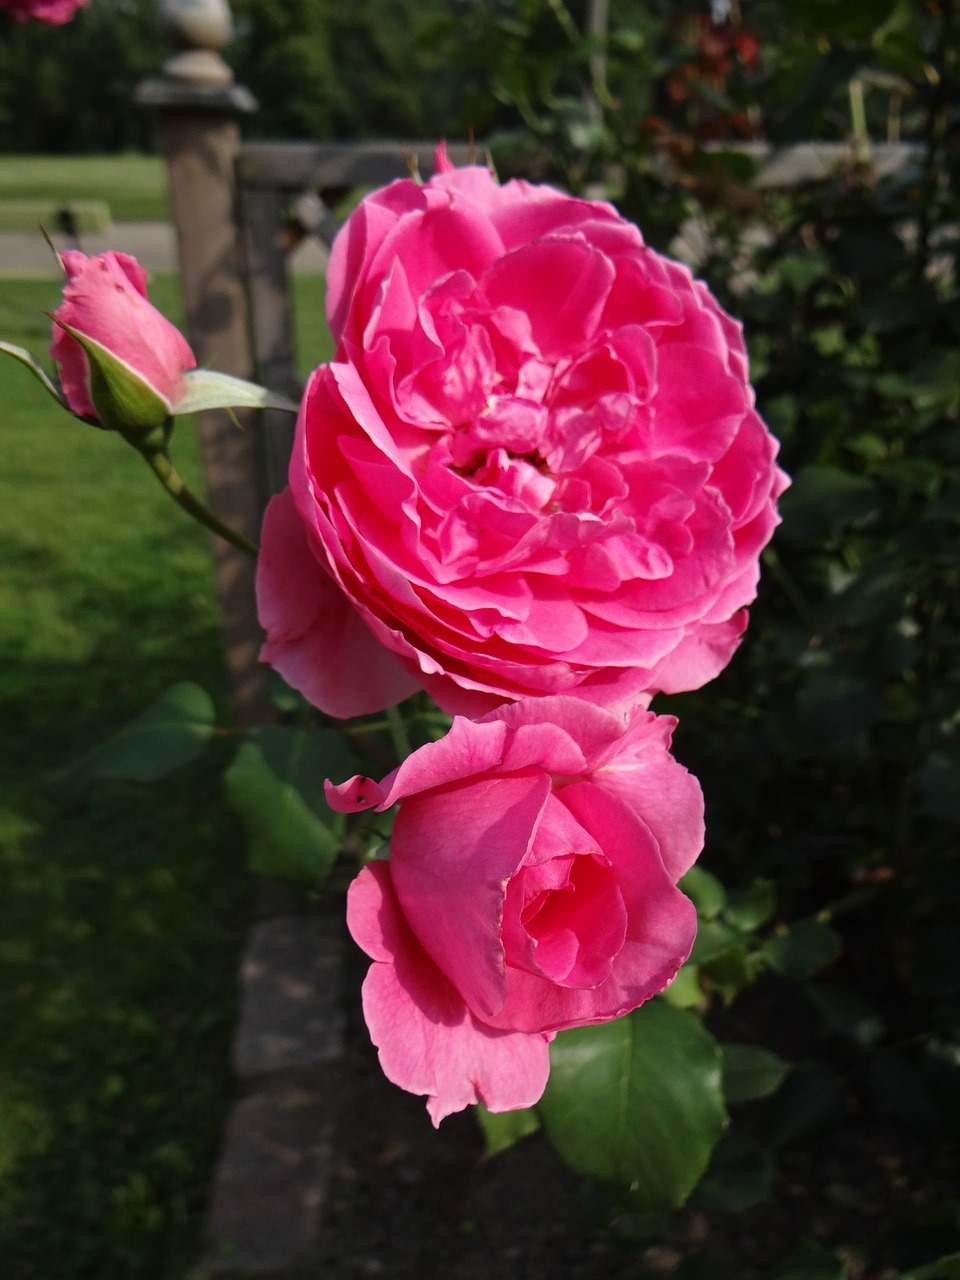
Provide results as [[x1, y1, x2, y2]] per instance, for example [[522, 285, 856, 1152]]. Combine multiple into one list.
[[259, 158, 788, 718], [51, 250, 196, 429], [0, 0, 87, 22], [327, 696, 702, 1124]]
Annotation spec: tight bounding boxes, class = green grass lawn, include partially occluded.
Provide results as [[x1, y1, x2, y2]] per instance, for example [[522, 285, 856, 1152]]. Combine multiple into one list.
[[0, 154, 169, 223], [0, 272, 331, 1279]]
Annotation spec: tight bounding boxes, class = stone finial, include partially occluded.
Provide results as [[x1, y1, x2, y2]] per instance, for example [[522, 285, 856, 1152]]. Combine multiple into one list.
[[159, 0, 235, 86]]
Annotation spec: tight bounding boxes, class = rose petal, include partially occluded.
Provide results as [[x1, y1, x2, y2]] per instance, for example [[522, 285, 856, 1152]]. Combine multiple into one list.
[[257, 489, 420, 717], [348, 863, 552, 1125], [488, 783, 697, 1033], [390, 769, 552, 1020], [592, 709, 705, 882]]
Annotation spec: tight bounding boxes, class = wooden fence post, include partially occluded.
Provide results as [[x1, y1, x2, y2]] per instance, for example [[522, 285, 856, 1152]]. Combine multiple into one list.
[[137, 69, 271, 728], [236, 184, 300, 495]]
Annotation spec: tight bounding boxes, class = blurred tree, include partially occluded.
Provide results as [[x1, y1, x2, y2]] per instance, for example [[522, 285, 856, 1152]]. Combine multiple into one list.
[[0, 0, 161, 152], [230, 0, 461, 139], [0, 0, 467, 152]]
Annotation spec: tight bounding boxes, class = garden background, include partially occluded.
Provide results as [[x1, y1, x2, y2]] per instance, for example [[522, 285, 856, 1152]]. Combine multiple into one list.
[[0, 1, 958, 1278]]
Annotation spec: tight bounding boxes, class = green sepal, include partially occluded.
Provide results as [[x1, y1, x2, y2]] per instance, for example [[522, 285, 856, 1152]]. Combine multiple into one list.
[[171, 368, 300, 416], [51, 318, 171, 433], [0, 339, 72, 415]]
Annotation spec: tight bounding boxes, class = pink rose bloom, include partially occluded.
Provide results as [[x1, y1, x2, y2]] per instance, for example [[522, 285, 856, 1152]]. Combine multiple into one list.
[[327, 696, 702, 1124], [259, 156, 788, 718], [51, 250, 196, 428], [0, 0, 87, 22]]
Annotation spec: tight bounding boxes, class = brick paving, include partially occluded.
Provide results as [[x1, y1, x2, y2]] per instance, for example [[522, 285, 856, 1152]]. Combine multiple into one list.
[[204, 895, 349, 1277]]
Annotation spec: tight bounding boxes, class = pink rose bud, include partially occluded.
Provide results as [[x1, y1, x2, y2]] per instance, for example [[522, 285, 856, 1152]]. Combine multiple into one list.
[[0, 0, 88, 22], [327, 697, 704, 1124], [50, 250, 196, 433]]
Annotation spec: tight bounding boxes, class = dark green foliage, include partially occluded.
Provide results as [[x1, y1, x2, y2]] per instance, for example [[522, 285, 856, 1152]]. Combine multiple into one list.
[[230, 0, 462, 141], [460, 0, 960, 1265], [0, 0, 162, 153], [0, 0, 465, 154], [677, 13, 960, 949]]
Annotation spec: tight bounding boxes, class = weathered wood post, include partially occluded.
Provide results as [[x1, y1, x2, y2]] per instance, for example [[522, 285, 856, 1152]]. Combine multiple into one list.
[[137, 0, 270, 727]]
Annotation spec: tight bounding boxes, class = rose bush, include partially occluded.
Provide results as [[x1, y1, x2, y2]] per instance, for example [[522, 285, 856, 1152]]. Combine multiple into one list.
[[327, 696, 703, 1123], [0, 0, 87, 22], [51, 250, 196, 431], [258, 152, 788, 718]]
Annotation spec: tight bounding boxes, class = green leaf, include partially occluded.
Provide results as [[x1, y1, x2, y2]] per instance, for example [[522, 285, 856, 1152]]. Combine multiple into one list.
[[722, 1044, 790, 1106], [475, 1104, 540, 1155], [796, 667, 880, 748], [834, 225, 906, 283], [778, 465, 879, 543], [700, 946, 758, 1006], [52, 682, 215, 804], [773, 250, 831, 292], [661, 962, 705, 1010], [225, 726, 355, 890], [859, 284, 936, 335], [761, 393, 799, 441], [690, 920, 745, 965], [879, 457, 943, 500], [538, 1001, 727, 1213], [680, 866, 727, 920], [804, 982, 884, 1047], [172, 369, 300, 416], [757, 1064, 845, 1149], [0, 339, 71, 413], [723, 880, 776, 932], [787, 0, 889, 40], [765, 1240, 845, 1280], [909, 1255, 960, 1280], [827, 560, 910, 627], [764, 919, 842, 981], [896, 1259, 960, 1280], [875, 349, 960, 413], [695, 1132, 773, 1213]]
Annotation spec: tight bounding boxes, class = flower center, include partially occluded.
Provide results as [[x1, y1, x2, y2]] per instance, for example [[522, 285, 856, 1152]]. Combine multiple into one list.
[[503, 850, 629, 989]]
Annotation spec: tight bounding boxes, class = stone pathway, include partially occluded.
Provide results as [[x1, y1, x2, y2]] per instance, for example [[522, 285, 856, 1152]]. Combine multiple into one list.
[[0, 221, 328, 277], [203, 886, 348, 1277]]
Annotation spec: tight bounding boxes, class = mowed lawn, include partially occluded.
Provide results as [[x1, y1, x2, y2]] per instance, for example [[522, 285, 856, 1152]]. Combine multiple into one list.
[[0, 154, 170, 223], [0, 269, 331, 1279]]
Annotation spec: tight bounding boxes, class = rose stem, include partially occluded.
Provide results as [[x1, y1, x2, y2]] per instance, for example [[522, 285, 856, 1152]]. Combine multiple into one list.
[[133, 436, 260, 559]]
